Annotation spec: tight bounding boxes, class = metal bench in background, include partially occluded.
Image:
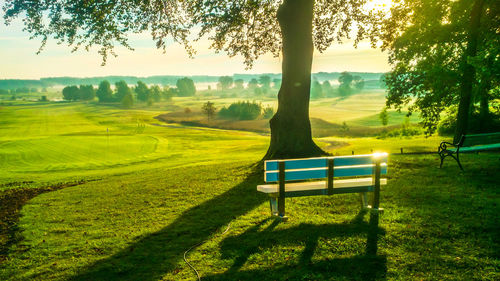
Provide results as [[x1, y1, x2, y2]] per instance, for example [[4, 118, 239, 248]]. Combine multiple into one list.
[[257, 153, 388, 220], [438, 132, 500, 170]]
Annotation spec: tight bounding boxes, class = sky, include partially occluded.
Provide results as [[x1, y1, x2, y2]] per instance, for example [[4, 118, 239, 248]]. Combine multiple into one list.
[[0, 1, 392, 80]]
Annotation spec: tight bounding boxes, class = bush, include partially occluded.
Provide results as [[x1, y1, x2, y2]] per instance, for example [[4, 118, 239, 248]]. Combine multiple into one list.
[[219, 101, 262, 120], [437, 106, 457, 136], [262, 106, 275, 119], [379, 118, 424, 138], [121, 93, 134, 109]]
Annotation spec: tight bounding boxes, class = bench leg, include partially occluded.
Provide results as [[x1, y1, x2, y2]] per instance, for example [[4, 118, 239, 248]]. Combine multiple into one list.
[[456, 152, 464, 171], [360, 192, 368, 209], [277, 196, 287, 220], [269, 197, 278, 216]]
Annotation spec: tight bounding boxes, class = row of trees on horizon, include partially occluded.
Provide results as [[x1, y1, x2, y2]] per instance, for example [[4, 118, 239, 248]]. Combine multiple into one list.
[[53, 71, 370, 106]]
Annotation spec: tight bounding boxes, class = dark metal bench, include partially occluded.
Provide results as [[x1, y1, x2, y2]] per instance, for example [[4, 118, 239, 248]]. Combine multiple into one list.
[[438, 132, 500, 170], [257, 153, 388, 220]]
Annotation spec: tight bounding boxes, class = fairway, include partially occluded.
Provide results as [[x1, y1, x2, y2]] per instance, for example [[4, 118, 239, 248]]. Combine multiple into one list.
[[0, 102, 269, 187]]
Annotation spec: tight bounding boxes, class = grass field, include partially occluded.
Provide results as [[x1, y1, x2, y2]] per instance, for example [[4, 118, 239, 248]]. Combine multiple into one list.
[[156, 89, 419, 138], [1, 98, 499, 280]]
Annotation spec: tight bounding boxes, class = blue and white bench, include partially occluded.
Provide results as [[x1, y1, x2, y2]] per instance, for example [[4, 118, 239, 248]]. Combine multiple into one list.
[[257, 153, 388, 219]]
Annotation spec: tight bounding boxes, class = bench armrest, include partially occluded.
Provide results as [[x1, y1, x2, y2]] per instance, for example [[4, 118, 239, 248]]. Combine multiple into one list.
[[438, 141, 458, 153]]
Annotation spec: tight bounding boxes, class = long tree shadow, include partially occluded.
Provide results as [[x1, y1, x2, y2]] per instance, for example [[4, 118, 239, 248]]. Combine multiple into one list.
[[71, 164, 267, 281], [204, 210, 386, 280]]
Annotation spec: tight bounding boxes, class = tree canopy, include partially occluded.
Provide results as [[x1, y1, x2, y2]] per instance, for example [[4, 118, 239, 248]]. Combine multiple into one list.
[[380, 0, 499, 139], [3, 0, 380, 70], [115, 81, 132, 102], [135, 81, 151, 102], [96, 80, 113, 102], [176, 77, 196, 96], [62, 85, 80, 101]]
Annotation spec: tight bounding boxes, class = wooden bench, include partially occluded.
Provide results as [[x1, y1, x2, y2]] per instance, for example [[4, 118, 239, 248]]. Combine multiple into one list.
[[438, 132, 500, 170], [257, 153, 388, 219]]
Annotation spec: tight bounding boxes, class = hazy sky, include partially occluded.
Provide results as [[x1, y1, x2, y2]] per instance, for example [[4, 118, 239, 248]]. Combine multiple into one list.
[[0, 1, 392, 79]]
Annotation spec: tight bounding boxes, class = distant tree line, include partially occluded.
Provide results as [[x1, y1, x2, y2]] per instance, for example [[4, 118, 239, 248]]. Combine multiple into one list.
[[310, 72, 365, 99], [62, 85, 96, 101], [0, 87, 47, 95], [61, 77, 197, 108], [210, 72, 365, 100], [211, 75, 281, 99]]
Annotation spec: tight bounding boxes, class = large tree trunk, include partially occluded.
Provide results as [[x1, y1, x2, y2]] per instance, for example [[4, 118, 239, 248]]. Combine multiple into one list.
[[263, 0, 326, 160], [454, 0, 485, 143], [478, 79, 491, 132]]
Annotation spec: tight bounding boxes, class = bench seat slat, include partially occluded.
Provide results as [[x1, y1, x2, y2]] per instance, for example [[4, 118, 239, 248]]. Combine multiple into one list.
[[281, 186, 377, 198], [257, 178, 387, 193], [264, 164, 387, 182], [264, 154, 388, 171], [459, 143, 500, 152]]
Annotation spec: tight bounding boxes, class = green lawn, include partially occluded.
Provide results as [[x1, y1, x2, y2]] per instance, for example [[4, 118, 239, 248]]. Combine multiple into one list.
[[0, 101, 499, 280]]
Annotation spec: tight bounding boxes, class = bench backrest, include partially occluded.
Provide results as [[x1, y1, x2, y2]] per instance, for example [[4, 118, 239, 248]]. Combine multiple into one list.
[[264, 153, 388, 183], [461, 132, 500, 147]]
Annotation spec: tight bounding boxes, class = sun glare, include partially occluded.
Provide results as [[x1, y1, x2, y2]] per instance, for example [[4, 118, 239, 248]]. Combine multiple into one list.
[[367, 0, 394, 12]]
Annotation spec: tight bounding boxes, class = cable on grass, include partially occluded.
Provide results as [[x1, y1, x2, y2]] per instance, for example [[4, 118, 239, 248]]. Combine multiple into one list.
[[183, 222, 232, 281]]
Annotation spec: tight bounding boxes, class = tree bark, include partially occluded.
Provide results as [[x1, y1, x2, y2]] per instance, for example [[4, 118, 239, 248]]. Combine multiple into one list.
[[478, 78, 491, 132], [263, 0, 326, 159], [454, 0, 485, 143]]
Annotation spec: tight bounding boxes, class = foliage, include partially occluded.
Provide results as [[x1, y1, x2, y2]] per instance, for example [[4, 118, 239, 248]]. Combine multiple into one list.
[[62, 85, 80, 101], [438, 104, 500, 136], [258, 76, 271, 89], [253, 87, 263, 97], [311, 80, 324, 99], [39, 95, 48, 102], [3, 0, 381, 68], [202, 101, 217, 121], [379, 107, 388, 126], [353, 75, 365, 91], [341, 121, 350, 132], [234, 79, 244, 89], [338, 72, 353, 97], [150, 85, 162, 103], [114, 81, 132, 102], [381, 117, 424, 138], [218, 76, 233, 90], [184, 107, 192, 114], [322, 80, 334, 97], [121, 93, 134, 109], [262, 106, 275, 119], [272, 78, 282, 90], [79, 85, 96, 101], [247, 78, 259, 90], [135, 81, 151, 102], [219, 101, 263, 120], [437, 106, 458, 136], [380, 0, 500, 137], [176, 77, 196, 97], [96, 80, 113, 102]]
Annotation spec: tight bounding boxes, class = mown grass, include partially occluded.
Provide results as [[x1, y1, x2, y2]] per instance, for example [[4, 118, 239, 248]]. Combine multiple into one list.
[[1, 154, 499, 280], [0, 102, 268, 189], [0, 101, 499, 280]]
